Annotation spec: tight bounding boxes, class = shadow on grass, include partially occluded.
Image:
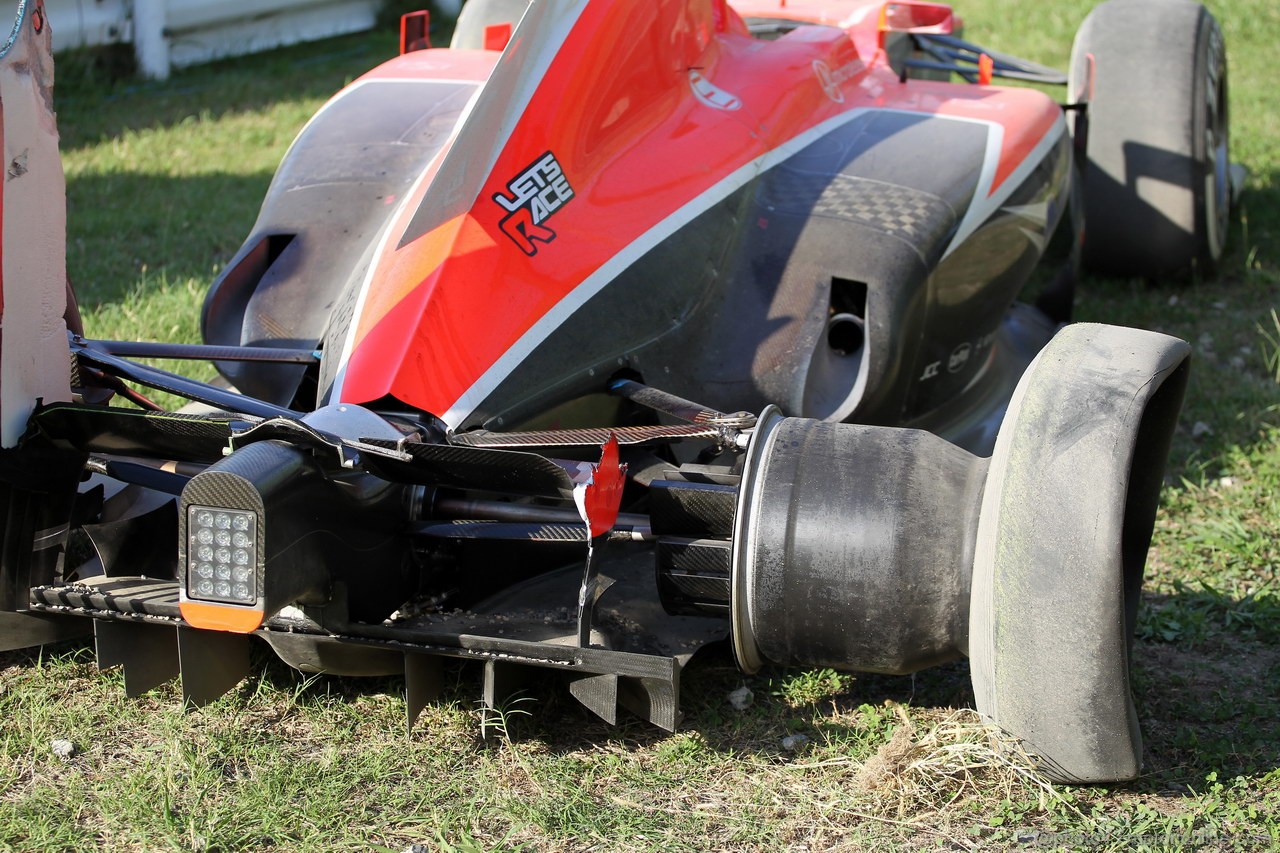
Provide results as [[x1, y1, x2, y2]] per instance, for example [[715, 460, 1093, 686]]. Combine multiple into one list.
[[53, 31, 398, 154], [395, 575, 1277, 791], [0, 635, 95, 672], [66, 171, 276, 312], [342, 588, 1275, 792], [1133, 588, 1280, 789], [1074, 170, 1280, 479]]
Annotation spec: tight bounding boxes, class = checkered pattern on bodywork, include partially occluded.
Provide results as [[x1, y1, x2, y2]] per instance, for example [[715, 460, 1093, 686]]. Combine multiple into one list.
[[757, 171, 957, 252]]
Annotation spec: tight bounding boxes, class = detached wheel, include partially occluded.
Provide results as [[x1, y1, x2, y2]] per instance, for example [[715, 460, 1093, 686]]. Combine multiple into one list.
[[1070, 0, 1229, 278], [968, 324, 1190, 783]]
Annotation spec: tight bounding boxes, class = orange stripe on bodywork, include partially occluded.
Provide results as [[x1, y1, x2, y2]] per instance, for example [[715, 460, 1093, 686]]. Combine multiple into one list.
[[180, 601, 264, 634], [352, 212, 474, 349]]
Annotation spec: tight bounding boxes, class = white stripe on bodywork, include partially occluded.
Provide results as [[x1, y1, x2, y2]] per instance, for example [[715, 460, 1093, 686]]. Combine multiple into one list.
[[943, 114, 1067, 258]]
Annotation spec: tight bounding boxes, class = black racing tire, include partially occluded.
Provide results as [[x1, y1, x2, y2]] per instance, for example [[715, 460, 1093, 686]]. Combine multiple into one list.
[[1070, 0, 1229, 278], [968, 323, 1191, 784]]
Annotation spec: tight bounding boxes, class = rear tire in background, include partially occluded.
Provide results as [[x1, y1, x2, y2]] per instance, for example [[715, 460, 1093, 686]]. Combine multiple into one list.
[[968, 324, 1191, 783], [1070, 0, 1229, 278]]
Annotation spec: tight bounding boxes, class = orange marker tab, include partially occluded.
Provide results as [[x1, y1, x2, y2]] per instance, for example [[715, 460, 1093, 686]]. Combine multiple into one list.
[[483, 22, 513, 52], [400, 10, 430, 55], [978, 53, 995, 86]]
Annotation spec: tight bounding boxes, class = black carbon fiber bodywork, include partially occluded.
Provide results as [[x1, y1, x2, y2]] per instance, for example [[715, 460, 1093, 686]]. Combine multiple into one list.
[[30, 404, 235, 463], [27, 552, 727, 730], [359, 437, 580, 499], [31, 578, 183, 620], [649, 480, 737, 538], [203, 80, 479, 406], [655, 537, 732, 617], [14, 101, 1077, 723], [416, 520, 589, 543]]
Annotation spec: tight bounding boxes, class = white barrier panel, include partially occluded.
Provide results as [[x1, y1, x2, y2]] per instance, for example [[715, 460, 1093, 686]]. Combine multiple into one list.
[[44, 0, 129, 51], [43, 0, 381, 79]]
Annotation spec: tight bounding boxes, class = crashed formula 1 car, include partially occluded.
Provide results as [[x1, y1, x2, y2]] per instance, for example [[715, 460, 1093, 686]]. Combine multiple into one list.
[[0, 0, 1233, 783]]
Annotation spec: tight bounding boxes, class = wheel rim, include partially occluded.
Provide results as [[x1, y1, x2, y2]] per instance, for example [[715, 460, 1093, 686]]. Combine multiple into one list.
[[1203, 29, 1229, 261]]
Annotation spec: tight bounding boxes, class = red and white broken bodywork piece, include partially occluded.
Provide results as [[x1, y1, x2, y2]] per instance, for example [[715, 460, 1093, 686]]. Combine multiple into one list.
[[0, 0, 70, 446]]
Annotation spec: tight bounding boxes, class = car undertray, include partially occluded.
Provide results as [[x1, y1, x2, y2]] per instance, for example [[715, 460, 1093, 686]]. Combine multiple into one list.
[[28, 547, 728, 730]]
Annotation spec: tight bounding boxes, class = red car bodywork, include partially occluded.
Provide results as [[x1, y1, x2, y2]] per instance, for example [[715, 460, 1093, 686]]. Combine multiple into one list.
[[330, 1, 1063, 428]]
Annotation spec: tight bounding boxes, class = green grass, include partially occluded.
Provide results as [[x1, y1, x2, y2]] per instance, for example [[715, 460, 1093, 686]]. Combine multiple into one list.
[[1, 1, 1278, 850]]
